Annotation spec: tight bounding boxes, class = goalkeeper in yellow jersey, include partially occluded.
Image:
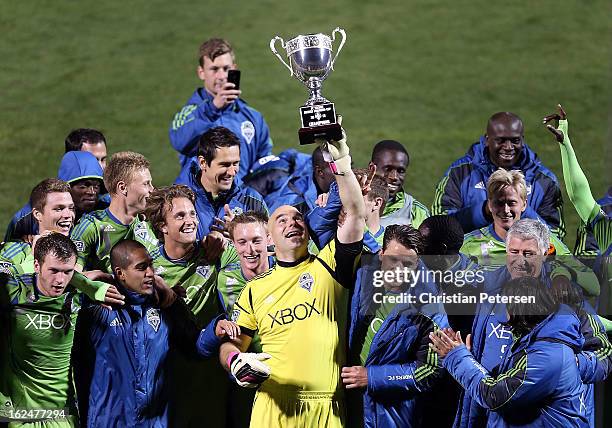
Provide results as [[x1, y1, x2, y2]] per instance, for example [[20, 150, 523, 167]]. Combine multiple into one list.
[[219, 119, 366, 427]]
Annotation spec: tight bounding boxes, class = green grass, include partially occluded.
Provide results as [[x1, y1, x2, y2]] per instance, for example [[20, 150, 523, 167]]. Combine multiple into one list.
[[1, 0, 610, 249]]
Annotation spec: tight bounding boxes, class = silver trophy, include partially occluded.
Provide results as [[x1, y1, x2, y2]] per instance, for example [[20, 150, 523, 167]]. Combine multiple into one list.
[[270, 28, 346, 144]]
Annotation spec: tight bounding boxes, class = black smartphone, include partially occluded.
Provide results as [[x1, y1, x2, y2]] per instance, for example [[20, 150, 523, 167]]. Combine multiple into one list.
[[227, 69, 241, 90]]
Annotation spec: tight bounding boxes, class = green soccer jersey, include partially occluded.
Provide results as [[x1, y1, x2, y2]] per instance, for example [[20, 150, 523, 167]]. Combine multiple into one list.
[[359, 298, 397, 365], [150, 244, 219, 327], [217, 244, 270, 353], [70, 209, 159, 272], [0, 273, 80, 426], [381, 191, 430, 229], [0, 241, 34, 275], [461, 224, 571, 268]]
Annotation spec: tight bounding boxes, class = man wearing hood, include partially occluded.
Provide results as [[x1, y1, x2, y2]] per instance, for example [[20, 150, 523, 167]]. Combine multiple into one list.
[[5, 151, 106, 241], [169, 37, 273, 182], [432, 112, 565, 240]]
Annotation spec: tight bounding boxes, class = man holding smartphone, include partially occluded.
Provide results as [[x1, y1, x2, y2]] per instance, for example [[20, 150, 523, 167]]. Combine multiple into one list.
[[170, 38, 274, 183]]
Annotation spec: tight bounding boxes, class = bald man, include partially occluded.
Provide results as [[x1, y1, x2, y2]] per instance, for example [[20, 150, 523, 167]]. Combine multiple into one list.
[[432, 111, 565, 239], [220, 129, 365, 427]]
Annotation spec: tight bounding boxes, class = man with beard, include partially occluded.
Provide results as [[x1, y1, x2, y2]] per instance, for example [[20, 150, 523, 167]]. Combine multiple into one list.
[[219, 124, 365, 427], [432, 112, 565, 239], [70, 151, 159, 273], [368, 140, 430, 229]]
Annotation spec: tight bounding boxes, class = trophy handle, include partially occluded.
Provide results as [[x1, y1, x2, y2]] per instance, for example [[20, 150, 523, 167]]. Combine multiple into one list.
[[330, 28, 346, 70], [270, 36, 293, 76]]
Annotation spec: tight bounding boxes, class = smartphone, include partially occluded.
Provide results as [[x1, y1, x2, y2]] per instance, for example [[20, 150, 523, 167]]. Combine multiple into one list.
[[227, 69, 241, 90]]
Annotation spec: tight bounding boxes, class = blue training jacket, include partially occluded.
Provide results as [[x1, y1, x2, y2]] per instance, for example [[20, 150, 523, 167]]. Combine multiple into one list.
[[5, 151, 105, 241], [349, 256, 449, 427], [432, 138, 565, 239], [169, 88, 273, 182], [176, 159, 268, 240], [455, 262, 609, 428], [76, 290, 223, 428], [445, 305, 588, 428]]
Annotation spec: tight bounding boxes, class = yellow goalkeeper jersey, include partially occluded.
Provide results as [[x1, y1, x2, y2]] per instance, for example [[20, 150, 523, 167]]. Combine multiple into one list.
[[233, 238, 361, 393]]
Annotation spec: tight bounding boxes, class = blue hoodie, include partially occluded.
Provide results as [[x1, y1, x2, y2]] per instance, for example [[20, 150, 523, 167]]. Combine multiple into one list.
[[432, 138, 565, 239], [169, 88, 273, 182], [4, 151, 105, 241], [444, 305, 588, 428]]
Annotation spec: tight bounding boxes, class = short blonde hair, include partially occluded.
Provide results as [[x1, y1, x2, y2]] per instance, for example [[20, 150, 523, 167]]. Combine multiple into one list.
[[104, 151, 150, 195], [487, 168, 527, 201]]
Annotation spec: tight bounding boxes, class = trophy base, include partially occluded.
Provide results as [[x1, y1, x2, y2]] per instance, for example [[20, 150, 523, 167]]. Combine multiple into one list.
[[298, 123, 343, 145]]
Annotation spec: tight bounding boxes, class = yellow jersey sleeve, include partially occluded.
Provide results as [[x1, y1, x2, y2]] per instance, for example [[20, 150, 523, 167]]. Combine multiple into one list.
[[315, 237, 362, 288]]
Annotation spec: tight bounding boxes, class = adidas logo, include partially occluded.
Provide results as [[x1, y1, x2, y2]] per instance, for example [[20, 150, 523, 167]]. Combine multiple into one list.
[[109, 318, 123, 327], [474, 181, 486, 190], [155, 266, 166, 275], [102, 225, 116, 232]]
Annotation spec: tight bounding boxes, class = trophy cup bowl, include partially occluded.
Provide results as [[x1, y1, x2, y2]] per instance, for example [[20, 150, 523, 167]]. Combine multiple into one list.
[[270, 28, 346, 144]]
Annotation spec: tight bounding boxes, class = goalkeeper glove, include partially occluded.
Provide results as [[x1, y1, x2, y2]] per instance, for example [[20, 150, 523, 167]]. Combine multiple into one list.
[[228, 352, 272, 388], [316, 116, 351, 175]]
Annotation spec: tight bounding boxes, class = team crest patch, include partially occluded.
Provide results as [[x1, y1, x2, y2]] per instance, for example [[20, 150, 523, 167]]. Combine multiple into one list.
[[135, 223, 157, 245], [146, 308, 161, 332], [73, 240, 85, 252], [241, 121, 255, 144], [231, 207, 243, 216], [526, 184, 532, 195], [298, 273, 314, 292], [0, 262, 12, 275], [196, 265, 211, 278], [154, 266, 166, 275], [226, 277, 239, 286], [231, 309, 240, 322]]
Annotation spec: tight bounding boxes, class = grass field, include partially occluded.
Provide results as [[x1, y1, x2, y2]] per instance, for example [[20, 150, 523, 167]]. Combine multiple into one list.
[[1, 0, 610, 248]]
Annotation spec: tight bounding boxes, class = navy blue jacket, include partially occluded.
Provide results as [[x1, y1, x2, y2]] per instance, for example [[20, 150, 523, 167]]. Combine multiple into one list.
[[77, 290, 223, 428], [5, 151, 105, 241], [177, 159, 268, 240], [432, 138, 565, 239], [349, 256, 448, 427], [445, 305, 588, 428], [455, 263, 608, 428], [169, 88, 273, 182]]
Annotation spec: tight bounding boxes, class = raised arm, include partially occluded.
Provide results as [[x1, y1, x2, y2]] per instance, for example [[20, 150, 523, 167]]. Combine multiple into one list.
[[316, 119, 366, 244], [544, 105, 600, 224]]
